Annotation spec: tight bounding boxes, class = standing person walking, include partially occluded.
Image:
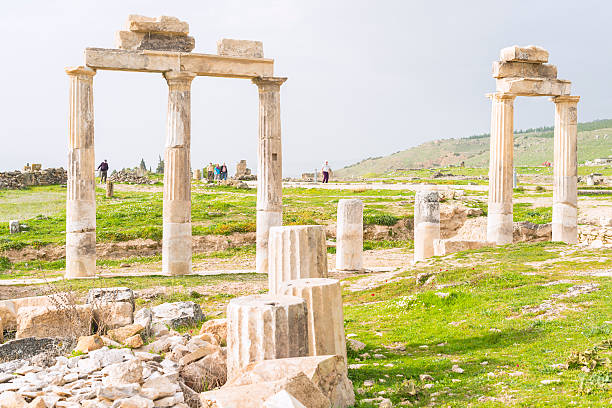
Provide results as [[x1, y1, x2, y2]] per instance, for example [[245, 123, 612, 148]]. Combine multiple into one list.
[[321, 161, 332, 183], [221, 163, 228, 180], [207, 162, 214, 182], [214, 164, 221, 181], [97, 160, 109, 183]]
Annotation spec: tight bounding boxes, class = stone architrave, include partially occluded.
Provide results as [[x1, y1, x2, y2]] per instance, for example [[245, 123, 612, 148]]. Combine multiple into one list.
[[65, 66, 97, 278], [413, 191, 440, 262], [335, 199, 364, 271], [487, 93, 515, 245], [552, 95, 580, 244], [226, 295, 308, 380], [252, 77, 287, 274], [279, 278, 347, 361], [162, 71, 196, 275], [267, 226, 328, 294]]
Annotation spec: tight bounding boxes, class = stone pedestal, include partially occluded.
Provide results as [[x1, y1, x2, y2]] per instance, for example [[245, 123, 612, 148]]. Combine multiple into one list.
[[487, 93, 515, 245], [193, 169, 201, 180], [413, 191, 440, 262], [552, 96, 580, 244], [252, 77, 287, 274], [335, 199, 363, 271], [279, 278, 347, 361], [105, 181, 114, 198], [65, 66, 97, 279], [162, 71, 196, 275], [226, 294, 308, 380], [267, 226, 328, 294]]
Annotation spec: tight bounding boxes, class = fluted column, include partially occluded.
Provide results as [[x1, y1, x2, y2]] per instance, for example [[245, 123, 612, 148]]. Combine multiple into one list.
[[413, 191, 440, 262], [162, 71, 196, 275], [552, 95, 580, 244], [336, 199, 364, 271], [487, 93, 515, 244], [252, 77, 287, 274], [65, 66, 96, 279]]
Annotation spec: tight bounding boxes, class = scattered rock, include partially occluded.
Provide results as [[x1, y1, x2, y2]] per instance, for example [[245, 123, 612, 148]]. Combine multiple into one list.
[[75, 335, 104, 354], [199, 319, 227, 343], [16, 305, 92, 339], [108, 324, 144, 344], [151, 302, 204, 331], [347, 339, 366, 351], [451, 365, 464, 373]]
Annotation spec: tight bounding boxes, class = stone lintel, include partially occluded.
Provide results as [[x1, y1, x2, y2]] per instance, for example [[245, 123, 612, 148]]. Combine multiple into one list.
[[84, 48, 274, 78], [495, 77, 571, 97], [550, 95, 580, 104], [492, 61, 557, 79], [485, 92, 516, 100]]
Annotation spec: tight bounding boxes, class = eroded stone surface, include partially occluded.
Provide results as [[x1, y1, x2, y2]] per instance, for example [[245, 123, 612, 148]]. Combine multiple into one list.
[[217, 39, 264, 58], [500, 45, 549, 63], [336, 199, 363, 271]]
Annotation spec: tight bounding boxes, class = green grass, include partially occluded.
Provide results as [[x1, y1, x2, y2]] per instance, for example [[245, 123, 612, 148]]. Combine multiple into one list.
[[513, 203, 552, 224]]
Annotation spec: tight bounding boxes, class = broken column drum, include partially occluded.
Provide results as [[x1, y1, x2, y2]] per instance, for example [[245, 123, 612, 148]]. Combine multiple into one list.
[[253, 77, 287, 275], [413, 191, 440, 262], [65, 66, 97, 278], [335, 199, 363, 271], [279, 278, 347, 361], [226, 294, 308, 380], [65, 15, 287, 279], [487, 45, 579, 245], [162, 71, 196, 276], [267, 225, 328, 294]]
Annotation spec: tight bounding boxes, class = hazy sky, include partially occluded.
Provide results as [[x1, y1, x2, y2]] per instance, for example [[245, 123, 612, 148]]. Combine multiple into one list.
[[1, 0, 610, 176]]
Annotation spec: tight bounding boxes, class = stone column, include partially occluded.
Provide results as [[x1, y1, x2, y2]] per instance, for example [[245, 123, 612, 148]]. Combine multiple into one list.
[[252, 77, 287, 274], [336, 199, 363, 271], [162, 71, 196, 275], [552, 96, 580, 244], [487, 93, 515, 244], [268, 225, 328, 294], [105, 181, 114, 198], [413, 191, 440, 262], [226, 294, 308, 380], [279, 278, 347, 361], [65, 66, 96, 279]]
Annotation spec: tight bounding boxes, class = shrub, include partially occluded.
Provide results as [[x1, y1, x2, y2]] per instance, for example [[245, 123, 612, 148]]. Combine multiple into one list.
[[0, 256, 11, 271], [364, 214, 400, 226]]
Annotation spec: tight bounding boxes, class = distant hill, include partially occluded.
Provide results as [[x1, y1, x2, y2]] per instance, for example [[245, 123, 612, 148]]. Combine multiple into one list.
[[335, 119, 612, 178]]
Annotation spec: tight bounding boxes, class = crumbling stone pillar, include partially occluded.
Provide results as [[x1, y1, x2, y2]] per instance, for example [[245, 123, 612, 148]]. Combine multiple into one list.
[[226, 294, 308, 380], [252, 77, 287, 274], [279, 278, 347, 361], [65, 66, 97, 278], [105, 181, 114, 198], [413, 191, 440, 262], [487, 93, 515, 245], [268, 225, 328, 294], [162, 71, 196, 275], [336, 199, 363, 271], [552, 95, 580, 244]]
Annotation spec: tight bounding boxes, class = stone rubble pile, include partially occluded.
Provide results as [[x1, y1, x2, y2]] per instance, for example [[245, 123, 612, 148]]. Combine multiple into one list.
[[116, 15, 195, 52], [234, 160, 256, 181], [578, 225, 612, 247], [0, 168, 67, 190], [109, 169, 155, 185]]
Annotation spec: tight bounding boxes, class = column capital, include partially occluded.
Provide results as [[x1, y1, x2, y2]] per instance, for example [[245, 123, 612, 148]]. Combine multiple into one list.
[[486, 92, 516, 101], [65, 66, 96, 78], [252, 76, 287, 92], [164, 71, 196, 90], [551, 95, 580, 104]]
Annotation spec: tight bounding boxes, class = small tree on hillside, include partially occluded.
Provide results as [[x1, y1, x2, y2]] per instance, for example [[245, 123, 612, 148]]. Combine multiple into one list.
[[139, 159, 147, 172], [156, 155, 164, 174]]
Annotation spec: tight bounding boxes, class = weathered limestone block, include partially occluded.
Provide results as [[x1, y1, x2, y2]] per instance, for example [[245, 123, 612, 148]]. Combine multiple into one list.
[[492, 61, 557, 79], [264, 391, 307, 408], [226, 355, 355, 408], [16, 305, 92, 339], [115, 31, 195, 53], [496, 78, 571, 96], [8, 220, 19, 234], [279, 278, 347, 360], [0, 295, 67, 330], [500, 45, 549, 63], [87, 287, 135, 306], [487, 93, 515, 245], [413, 191, 440, 262], [201, 373, 329, 408], [268, 226, 328, 294], [217, 39, 264, 58], [193, 169, 201, 180], [335, 199, 363, 271], [92, 302, 134, 331], [106, 180, 114, 198], [433, 239, 495, 256], [552, 95, 580, 244], [126, 15, 189, 35], [226, 295, 308, 380]]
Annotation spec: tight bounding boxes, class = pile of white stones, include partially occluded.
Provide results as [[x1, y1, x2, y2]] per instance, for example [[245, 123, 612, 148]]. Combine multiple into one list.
[[0, 168, 67, 190], [108, 170, 155, 185]]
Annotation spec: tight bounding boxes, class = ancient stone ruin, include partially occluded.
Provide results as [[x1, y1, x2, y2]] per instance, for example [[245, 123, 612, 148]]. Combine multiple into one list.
[[65, 15, 286, 278], [0, 168, 67, 190], [487, 45, 579, 245]]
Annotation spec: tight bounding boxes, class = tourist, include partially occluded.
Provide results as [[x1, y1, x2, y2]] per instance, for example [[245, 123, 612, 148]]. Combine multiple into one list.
[[321, 161, 332, 183], [221, 163, 228, 180], [97, 160, 109, 183], [207, 162, 214, 182], [214, 164, 221, 181]]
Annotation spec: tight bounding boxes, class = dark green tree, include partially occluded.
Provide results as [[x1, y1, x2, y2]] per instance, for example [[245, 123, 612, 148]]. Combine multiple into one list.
[[156, 155, 164, 174]]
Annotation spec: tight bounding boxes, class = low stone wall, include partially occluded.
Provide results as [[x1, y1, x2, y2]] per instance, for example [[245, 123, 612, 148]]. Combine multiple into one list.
[[109, 169, 155, 184], [0, 168, 67, 190]]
